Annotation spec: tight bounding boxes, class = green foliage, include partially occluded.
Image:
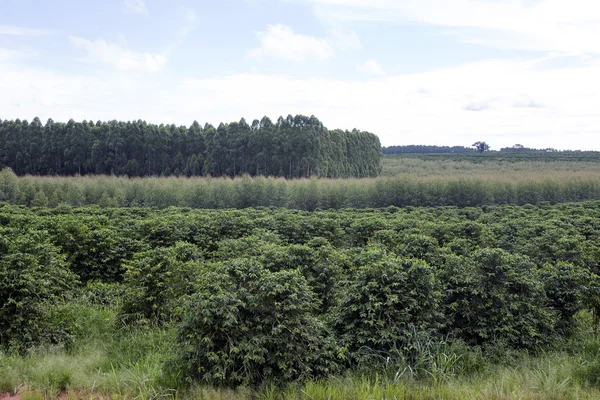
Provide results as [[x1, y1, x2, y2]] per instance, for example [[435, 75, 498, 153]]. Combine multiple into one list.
[[50, 216, 143, 283], [0, 230, 78, 349], [0, 167, 19, 202], [472, 141, 490, 153], [77, 281, 127, 307], [6, 150, 600, 209], [541, 263, 595, 332], [333, 246, 442, 359], [121, 242, 203, 324], [442, 249, 556, 348], [258, 241, 344, 313], [176, 259, 344, 385]]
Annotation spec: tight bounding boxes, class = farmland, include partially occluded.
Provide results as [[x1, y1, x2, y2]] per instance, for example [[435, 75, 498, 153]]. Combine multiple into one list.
[[381, 152, 600, 178], [2, 201, 600, 399]]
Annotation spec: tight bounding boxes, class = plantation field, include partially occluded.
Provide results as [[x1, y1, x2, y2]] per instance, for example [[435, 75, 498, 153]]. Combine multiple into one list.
[[1, 202, 600, 399], [381, 152, 600, 178]]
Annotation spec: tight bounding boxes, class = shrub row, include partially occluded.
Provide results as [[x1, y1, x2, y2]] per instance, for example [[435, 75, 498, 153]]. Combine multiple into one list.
[[3, 168, 600, 209]]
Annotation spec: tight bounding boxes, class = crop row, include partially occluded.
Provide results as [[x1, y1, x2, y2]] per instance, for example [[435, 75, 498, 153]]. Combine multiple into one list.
[[1, 202, 599, 386]]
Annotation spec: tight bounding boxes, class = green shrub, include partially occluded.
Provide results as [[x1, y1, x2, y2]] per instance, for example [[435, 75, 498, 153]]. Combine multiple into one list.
[[396, 234, 443, 266], [260, 241, 344, 313], [175, 259, 344, 386], [0, 168, 19, 203], [574, 359, 600, 387], [368, 229, 401, 252], [0, 230, 77, 350], [51, 217, 143, 283], [121, 242, 204, 324], [442, 248, 556, 348], [332, 246, 442, 361], [77, 281, 127, 307], [540, 262, 592, 333], [213, 230, 282, 260]]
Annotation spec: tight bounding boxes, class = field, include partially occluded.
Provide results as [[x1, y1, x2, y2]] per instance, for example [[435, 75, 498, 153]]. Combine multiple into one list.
[[381, 152, 600, 178], [2, 201, 600, 399]]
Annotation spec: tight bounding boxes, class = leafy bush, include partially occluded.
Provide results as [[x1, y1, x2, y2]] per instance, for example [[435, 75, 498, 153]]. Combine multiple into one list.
[[396, 233, 443, 266], [51, 217, 144, 282], [121, 242, 203, 324], [0, 168, 19, 203], [175, 259, 344, 385], [77, 281, 127, 307], [540, 262, 592, 332], [213, 229, 282, 260], [332, 246, 442, 360], [442, 248, 556, 348], [260, 241, 344, 313], [0, 229, 77, 349]]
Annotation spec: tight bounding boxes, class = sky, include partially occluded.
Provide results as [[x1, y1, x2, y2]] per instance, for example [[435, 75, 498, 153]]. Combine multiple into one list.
[[1, 0, 600, 149]]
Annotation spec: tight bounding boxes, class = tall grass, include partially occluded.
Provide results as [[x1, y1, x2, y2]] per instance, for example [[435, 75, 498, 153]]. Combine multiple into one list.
[[0, 303, 177, 399], [4, 152, 600, 209], [3, 316, 600, 399], [3, 171, 600, 209]]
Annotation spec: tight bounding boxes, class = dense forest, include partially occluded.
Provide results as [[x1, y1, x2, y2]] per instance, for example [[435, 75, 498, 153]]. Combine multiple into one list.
[[0, 116, 381, 178]]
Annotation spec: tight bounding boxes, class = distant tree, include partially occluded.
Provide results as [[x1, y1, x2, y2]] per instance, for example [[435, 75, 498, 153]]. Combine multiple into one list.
[[472, 141, 490, 153]]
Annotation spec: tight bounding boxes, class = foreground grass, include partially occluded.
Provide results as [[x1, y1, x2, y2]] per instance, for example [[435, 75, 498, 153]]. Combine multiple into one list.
[[3, 351, 600, 399], [1, 305, 600, 400]]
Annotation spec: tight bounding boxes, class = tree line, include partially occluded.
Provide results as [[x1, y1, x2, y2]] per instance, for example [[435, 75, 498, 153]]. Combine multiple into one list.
[[0, 115, 382, 178], [500, 144, 558, 153], [382, 145, 477, 154]]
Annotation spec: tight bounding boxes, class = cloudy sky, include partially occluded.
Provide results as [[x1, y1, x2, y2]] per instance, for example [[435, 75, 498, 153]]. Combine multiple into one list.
[[1, 0, 600, 149]]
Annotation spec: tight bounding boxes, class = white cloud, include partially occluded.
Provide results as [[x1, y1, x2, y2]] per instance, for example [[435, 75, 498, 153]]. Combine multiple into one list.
[[328, 28, 362, 50], [133, 56, 600, 150], [162, 9, 199, 56], [249, 24, 333, 61], [3, 54, 600, 150], [0, 25, 55, 36], [303, 0, 600, 54], [123, 0, 148, 15], [69, 36, 167, 72], [185, 9, 197, 22], [357, 59, 385, 76], [0, 48, 38, 62]]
